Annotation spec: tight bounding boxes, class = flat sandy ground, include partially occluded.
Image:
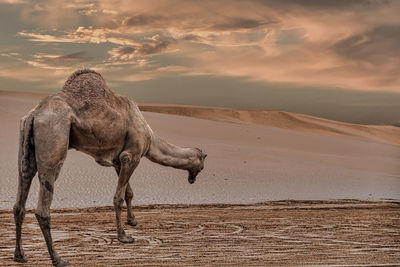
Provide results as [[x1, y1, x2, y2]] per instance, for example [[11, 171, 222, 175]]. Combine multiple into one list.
[[0, 201, 399, 266], [0, 91, 400, 266]]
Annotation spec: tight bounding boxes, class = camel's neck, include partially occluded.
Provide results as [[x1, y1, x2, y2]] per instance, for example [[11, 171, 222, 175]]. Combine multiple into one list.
[[145, 134, 198, 170]]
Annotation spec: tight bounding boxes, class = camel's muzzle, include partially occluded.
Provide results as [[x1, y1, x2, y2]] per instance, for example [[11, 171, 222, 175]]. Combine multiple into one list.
[[188, 171, 198, 184]]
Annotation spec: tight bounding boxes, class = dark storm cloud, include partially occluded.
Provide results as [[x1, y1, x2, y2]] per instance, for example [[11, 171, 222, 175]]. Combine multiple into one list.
[[264, 0, 387, 10], [57, 51, 90, 60], [109, 40, 171, 60], [115, 46, 136, 55], [30, 51, 92, 69], [51, 51, 92, 66], [124, 15, 161, 27], [332, 25, 400, 64], [181, 34, 200, 41], [211, 17, 269, 31], [138, 40, 170, 55]]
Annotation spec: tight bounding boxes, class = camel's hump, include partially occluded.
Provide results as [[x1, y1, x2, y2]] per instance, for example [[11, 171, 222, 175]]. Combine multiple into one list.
[[63, 69, 105, 89], [62, 69, 114, 95], [61, 69, 115, 106]]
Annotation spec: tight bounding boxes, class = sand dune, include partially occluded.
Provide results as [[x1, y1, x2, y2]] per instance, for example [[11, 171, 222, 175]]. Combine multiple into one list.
[[139, 104, 400, 146], [1, 91, 400, 210], [2, 91, 398, 146]]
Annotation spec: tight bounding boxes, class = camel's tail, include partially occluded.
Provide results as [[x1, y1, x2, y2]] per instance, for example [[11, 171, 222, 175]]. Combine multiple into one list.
[[18, 110, 37, 178]]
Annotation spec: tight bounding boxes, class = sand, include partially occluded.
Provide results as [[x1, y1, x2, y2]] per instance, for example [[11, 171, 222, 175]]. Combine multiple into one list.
[[1, 91, 399, 266], [0, 90, 399, 209], [139, 104, 400, 146], [0, 201, 399, 266]]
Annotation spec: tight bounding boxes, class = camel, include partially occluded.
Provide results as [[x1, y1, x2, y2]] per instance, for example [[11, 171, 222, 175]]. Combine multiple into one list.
[[13, 69, 207, 266]]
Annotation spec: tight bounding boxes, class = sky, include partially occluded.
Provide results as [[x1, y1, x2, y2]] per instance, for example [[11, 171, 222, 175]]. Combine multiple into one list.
[[0, 0, 399, 125]]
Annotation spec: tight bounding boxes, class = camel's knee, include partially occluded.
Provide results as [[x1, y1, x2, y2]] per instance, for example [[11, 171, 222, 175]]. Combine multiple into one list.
[[36, 182, 55, 218], [125, 191, 133, 201], [35, 207, 51, 218], [13, 203, 21, 213], [37, 156, 65, 173], [40, 179, 54, 194], [20, 168, 36, 181], [119, 151, 140, 166], [119, 151, 132, 164], [36, 194, 53, 217], [113, 195, 124, 209]]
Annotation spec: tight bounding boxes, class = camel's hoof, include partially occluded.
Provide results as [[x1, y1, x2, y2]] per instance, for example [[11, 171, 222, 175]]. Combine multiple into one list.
[[126, 219, 138, 227], [54, 259, 69, 267], [118, 234, 135, 243], [14, 250, 27, 263]]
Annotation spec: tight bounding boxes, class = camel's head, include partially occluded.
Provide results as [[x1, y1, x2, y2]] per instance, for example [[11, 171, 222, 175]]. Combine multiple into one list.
[[188, 148, 207, 184]]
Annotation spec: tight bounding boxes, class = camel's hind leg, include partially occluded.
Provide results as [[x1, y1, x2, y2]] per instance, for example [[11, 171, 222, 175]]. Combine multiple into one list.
[[36, 166, 68, 267], [34, 114, 70, 267], [13, 163, 36, 262], [14, 114, 37, 263]]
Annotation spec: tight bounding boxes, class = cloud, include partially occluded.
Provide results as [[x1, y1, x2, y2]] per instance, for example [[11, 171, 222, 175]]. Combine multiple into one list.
[[108, 46, 136, 61], [0, 0, 27, 3], [275, 29, 305, 46], [138, 40, 170, 55], [0, 51, 20, 58], [108, 40, 171, 61], [332, 25, 400, 64], [65, 1, 98, 16], [97, 61, 192, 82], [266, 0, 383, 10], [18, 27, 135, 45], [26, 51, 92, 69], [18, 0, 82, 28], [70, 26, 134, 45], [6, 0, 400, 92], [181, 34, 200, 41], [93, 0, 277, 33], [18, 32, 74, 43], [124, 15, 160, 27], [0, 61, 70, 84], [211, 17, 271, 31]]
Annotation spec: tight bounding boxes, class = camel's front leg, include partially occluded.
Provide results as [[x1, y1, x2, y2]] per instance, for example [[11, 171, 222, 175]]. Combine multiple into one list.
[[125, 183, 138, 226], [115, 166, 137, 227], [114, 151, 140, 243]]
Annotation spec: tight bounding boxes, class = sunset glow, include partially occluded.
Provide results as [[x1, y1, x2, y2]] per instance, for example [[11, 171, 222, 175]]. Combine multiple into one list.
[[1, 0, 399, 124]]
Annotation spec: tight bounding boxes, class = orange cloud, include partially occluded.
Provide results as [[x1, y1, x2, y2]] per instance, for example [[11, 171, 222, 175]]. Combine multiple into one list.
[[6, 0, 400, 92], [18, 27, 135, 45]]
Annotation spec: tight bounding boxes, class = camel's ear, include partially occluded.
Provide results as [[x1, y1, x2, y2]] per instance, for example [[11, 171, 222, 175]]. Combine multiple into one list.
[[202, 154, 207, 159]]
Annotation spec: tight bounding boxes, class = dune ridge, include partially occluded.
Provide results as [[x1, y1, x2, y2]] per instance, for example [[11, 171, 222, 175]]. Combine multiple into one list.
[[1, 91, 398, 146], [139, 104, 400, 146]]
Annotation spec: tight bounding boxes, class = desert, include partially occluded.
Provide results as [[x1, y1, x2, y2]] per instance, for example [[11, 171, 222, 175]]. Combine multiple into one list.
[[0, 91, 399, 266], [2, 1, 400, 265]]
